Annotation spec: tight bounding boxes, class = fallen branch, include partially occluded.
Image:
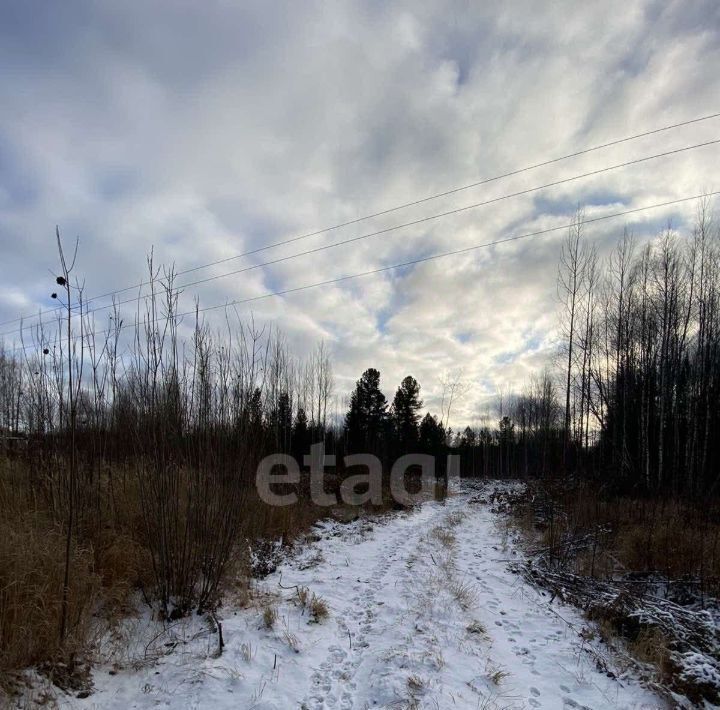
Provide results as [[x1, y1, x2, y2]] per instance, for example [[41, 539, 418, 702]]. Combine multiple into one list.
[[278, 571, 299, 591]]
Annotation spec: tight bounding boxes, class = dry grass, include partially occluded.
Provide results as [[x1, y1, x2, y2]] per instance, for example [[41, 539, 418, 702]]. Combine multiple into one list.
[[293, 585, 328, 623], [448, 579, 476, 611], [309, 594, 329, 622], [406, 674, 426, 693], [93, 531, 155, 614], [539, 481, 720, 590], [446, 511, 465, 527], [466, 620, 486, 635], [510, 480, 720, 705], [0, 455, 347, 688], [627, 627, 670, 669], [282, 629, 300, 653], [0, 460, 195, 687], [431, 526, 455, 547], [0, 469, 100, 679], [262, 604, 278, 629], [295, 586, 310, 608], [486, 664, 509, 685]]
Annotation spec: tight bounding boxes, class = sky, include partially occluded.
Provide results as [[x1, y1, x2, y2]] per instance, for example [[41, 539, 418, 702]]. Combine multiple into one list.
[[1, 0, 719, 428]]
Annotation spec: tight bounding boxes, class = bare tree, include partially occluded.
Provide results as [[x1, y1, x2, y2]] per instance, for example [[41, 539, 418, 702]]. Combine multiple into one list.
[[557, 208, 588, 467], [439, 369, 470, 428], [55, 228, 85, 644]]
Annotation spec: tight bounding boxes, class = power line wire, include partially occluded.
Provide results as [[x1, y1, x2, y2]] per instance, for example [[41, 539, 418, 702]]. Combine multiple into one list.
[[9, 190, 718, 356], [1, 111, 718, 329], [2, 137, 716, 339]]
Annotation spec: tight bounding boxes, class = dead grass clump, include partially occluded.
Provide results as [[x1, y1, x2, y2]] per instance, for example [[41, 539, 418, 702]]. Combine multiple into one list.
[[486, 663, 509, 685], [466, 620, 486, 635], [446, 511, 465, 527], [240, 642, 254, 662], [293, 585, 328, 622], [297, 549, 325, 570], [295, 585, 310, 608], [309, 594, 329, 623], [431, 526, 455, 547], [406, 674, 426, 693], [93, 531, 154, 612], [449, 579, 476, 610], [262, 604, 278, 629]]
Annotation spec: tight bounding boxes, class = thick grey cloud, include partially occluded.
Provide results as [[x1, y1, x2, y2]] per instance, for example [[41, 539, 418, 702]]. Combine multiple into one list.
[[1, 0, 719, 426]]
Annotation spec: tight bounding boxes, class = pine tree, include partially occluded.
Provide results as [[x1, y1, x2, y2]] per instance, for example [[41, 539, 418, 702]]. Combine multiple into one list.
[[419, 413, 446, 457], [344, 368, 388, 456], [391, 376, 423, 454], [459, 426, 476, 447]]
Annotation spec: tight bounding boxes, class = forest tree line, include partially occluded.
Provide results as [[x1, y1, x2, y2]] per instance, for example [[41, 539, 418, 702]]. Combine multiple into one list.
[[1, 201, 719, 499], [555, 201, 720, 496]]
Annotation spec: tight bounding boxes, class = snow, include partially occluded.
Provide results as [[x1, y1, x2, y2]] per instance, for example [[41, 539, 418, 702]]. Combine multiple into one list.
[[61, 480, 666, 709]]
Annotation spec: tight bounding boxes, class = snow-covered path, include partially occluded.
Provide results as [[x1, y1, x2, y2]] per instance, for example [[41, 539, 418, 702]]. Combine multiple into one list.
[[71, 482, 665, 709]]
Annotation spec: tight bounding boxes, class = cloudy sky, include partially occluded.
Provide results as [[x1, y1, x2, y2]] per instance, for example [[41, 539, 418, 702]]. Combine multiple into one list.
[[1, 0, 719, 426]]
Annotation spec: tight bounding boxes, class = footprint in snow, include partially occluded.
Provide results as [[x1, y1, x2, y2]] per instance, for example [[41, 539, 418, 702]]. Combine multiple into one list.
[[328, 646, 347, 663]]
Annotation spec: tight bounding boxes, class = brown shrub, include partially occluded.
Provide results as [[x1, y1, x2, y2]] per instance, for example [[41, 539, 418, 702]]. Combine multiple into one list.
[[93, 531, 154, 612]]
